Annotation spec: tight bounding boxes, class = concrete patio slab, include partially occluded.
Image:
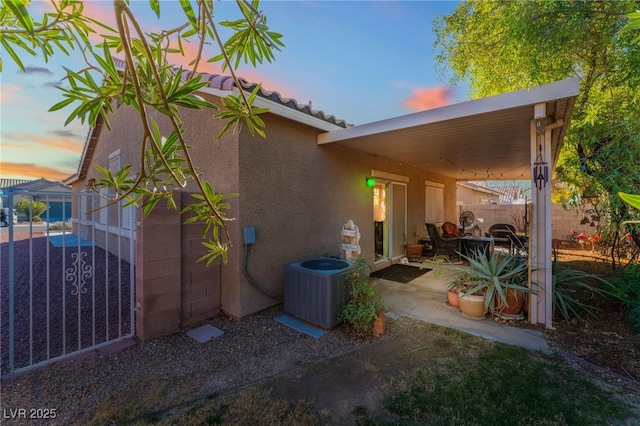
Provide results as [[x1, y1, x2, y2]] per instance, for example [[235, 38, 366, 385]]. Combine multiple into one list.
[[373, 262, 550, 353]]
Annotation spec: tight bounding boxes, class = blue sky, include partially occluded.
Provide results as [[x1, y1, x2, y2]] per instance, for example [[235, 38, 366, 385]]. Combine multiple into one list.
[[0, 1, 464, 181]]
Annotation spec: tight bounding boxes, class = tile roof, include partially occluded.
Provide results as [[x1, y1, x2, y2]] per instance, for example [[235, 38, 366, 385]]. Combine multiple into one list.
[[457, 181, 503, 195], [491, 185, 526, 203], [0, 179, 29, 189], [114, 59, 350, 128], [68, 59, 351, 184], [2, 178, 70, 192]]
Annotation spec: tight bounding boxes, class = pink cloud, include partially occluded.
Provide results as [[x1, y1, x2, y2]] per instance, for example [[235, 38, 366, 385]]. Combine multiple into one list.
[[1, 162, 70, 181], [75, 3, 298, 101], [403, 86, 451, 112], [3, 132, 83, 153], [0, 83, 21, 102]]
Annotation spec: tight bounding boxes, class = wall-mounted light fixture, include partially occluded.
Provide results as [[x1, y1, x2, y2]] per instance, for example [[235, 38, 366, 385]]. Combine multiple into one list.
[[365, 177, 376, 188]]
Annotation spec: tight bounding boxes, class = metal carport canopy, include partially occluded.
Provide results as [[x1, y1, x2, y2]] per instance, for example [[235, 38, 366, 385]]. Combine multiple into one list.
[[317, 78, 579, 181]]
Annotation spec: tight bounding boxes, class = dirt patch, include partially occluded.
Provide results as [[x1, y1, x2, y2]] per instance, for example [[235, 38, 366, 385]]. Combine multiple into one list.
[[267, 322, 489, 424], [545, 240, 640, 383]]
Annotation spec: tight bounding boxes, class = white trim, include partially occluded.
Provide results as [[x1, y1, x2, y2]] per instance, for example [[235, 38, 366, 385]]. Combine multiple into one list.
[[371, 170, 410, 183], [108, 149, 121, 160], [317, 78, 580, 145], [425, 180, 444, 188], [373, 180, 408, 265]]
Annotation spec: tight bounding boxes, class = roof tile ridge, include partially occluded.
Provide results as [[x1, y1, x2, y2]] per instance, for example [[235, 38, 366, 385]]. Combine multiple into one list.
[[112, 58, 350, 127]]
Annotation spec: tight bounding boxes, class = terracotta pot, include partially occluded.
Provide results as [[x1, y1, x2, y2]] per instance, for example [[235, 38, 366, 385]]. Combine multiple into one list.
[[373, 311, 385, 337], [495, 288, 525, 316], [458, 292, 487, 320], [447, 290, 460, 307], [405, 244, 423, 260]]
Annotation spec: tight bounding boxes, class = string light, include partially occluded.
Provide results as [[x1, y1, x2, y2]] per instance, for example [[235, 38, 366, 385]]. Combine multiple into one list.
[[433, 155, 531, 181]]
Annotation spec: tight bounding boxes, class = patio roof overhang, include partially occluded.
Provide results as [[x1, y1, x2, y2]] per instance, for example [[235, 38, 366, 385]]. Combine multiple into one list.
[[317, 78, 579, 181]]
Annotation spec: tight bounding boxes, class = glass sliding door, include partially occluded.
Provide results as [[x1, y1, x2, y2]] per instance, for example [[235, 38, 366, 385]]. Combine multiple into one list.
[[373, 182, 388, 262], [373, 180, 407, 264]]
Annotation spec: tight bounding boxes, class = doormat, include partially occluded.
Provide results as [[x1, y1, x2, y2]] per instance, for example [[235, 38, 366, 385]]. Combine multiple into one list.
[[370, 264, 430, 283]]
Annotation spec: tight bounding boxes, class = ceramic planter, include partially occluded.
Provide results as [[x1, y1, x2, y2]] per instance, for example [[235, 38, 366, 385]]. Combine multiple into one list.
[[458, 292, 487, 320], [494, 288, 525, 318], [405, 244, 423, 261], [446, 290, 460, 308], [373, 311, 385, 337]]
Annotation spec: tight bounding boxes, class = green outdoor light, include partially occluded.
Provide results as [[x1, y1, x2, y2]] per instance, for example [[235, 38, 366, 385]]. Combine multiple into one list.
[[366, 177, 375, 187]]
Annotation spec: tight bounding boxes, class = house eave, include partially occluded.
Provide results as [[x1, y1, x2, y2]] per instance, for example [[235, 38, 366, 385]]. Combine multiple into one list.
[[199, 85, 346, 132]]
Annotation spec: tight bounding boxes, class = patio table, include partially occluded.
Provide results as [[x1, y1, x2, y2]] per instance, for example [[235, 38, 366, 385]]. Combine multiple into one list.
[[460, 236, 494, 258]]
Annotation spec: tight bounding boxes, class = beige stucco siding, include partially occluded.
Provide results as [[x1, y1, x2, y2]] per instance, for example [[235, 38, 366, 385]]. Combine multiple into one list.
[[230, 112, 457, 318], [71, 93, 458, 329]]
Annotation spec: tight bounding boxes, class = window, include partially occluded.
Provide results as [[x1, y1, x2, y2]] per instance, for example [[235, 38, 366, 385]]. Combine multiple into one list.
[[425, 181, 444, 224], [108, 150, 135, 230]]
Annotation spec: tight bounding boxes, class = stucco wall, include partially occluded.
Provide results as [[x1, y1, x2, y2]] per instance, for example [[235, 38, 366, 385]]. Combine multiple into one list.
[[72, 93, 461, 332], [229, 112, 458, 318], [456, 185, 500, 205]]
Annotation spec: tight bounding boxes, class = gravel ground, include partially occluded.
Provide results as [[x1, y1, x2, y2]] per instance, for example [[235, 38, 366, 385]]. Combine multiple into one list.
[[1, 233, 132, 375], [1, 306, 422, 425]]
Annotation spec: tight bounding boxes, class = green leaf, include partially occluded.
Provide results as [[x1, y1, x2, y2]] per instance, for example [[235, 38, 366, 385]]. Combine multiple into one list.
[[2, 0, 34, 35], [619, 192, 640, 210], [149, 0, 160, 18], [0, 38, 25, 72], [48, 97, 76, 112], [178, 0, 197, 28]]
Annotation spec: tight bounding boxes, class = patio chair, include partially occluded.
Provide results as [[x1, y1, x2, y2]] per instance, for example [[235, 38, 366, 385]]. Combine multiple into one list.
[[486, 223, 517, 250], [442, 221, 463, 238], [425, 223, 461, 261]]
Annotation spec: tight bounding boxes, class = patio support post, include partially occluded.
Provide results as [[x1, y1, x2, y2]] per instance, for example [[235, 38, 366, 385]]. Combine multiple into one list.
[[529, 103, 554, 328]]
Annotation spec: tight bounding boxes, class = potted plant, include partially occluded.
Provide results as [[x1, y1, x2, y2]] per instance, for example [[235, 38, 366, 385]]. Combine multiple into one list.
[[405, 242, 424, 261], [458, 249, 536, 320], [446, 269, 477, 308], [338, 255, 385, 335]]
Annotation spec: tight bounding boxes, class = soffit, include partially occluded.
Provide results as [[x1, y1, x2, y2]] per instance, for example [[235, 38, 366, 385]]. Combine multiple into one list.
[[318, 78, 579, 181]]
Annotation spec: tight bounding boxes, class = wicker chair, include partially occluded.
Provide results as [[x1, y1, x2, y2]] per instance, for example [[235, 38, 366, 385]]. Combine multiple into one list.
[[425, 223, 461, 261]]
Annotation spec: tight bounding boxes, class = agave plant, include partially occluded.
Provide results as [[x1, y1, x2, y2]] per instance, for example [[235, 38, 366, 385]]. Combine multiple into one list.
[[459, 250, 536, 313], [552, 255, 616, 323]]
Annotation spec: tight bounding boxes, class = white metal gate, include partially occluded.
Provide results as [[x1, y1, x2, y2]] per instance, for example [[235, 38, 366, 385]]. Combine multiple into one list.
[[1, 190, 136, 375]]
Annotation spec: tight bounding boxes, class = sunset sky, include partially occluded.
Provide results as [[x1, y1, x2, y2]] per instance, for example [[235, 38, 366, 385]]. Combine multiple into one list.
[[0, 1, 465, 181]]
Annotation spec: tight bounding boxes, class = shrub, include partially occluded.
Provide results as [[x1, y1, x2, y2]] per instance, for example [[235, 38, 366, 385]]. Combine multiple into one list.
[[49, 220, 72, 230], [605, 263, 640, 307], [338, 255, 383, 334], [552, 260, 615, 323], [605, 263, 640, 332], [14, 199, 48, 219], [626, 305, 640, 333]]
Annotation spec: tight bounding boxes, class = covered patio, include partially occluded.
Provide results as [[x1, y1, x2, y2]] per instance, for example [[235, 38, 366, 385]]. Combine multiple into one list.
[[318, 78, 580, 328], [371, 263, 550, 352]]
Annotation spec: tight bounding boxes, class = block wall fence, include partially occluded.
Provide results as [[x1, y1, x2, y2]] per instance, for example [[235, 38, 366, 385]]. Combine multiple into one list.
[[459, 204, 596, 241]]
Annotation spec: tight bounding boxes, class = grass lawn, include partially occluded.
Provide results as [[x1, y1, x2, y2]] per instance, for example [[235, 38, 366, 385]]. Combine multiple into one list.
[[357, 344, 632, 425], [131, 332, 636, 426]]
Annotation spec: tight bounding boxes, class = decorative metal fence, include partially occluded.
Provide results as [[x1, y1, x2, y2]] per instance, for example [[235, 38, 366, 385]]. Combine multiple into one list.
[[1, 190, 136, 375]]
